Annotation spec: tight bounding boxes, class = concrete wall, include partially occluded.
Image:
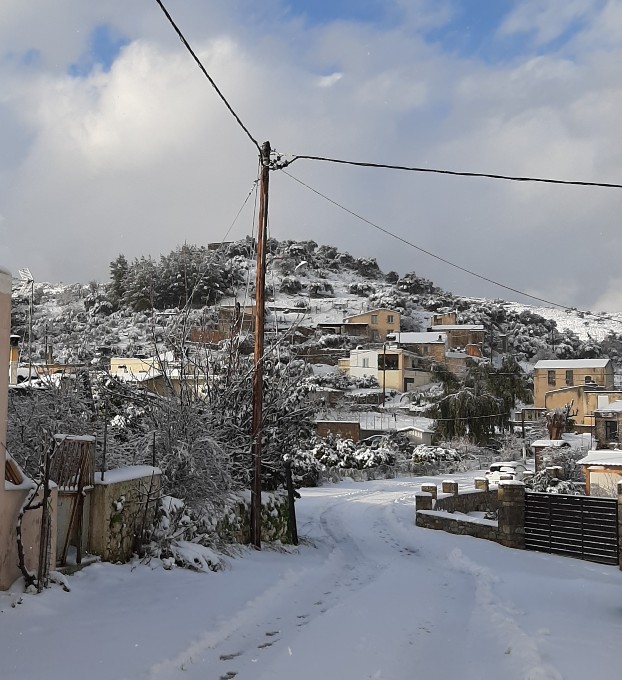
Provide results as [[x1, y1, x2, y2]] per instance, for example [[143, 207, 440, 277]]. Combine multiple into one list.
[[0, 483, 58, 590], [1, 270, 59, 589]]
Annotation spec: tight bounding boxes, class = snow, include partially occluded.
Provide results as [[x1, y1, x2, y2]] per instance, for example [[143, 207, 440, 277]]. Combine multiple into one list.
[[533, 359, 611, 369], [430, 324, 485, 331], [94, 465, 161, 485], [387, 331, 447, 344], [576, 450, 622, 467], [1, 470, 620, 680]]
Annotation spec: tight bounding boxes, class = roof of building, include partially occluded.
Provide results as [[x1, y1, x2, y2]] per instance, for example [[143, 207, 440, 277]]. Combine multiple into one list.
[[577, 450, 622, 467], [344, 307, 399, 320], [431, 324, 485, 331], [594, 399, 622, 413], [534, 359, 611, 369], [388, 332, 447, 344]]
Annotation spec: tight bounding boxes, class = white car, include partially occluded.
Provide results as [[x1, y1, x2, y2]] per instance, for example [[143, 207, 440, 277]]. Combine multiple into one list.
[[485, 461, 530, 483]]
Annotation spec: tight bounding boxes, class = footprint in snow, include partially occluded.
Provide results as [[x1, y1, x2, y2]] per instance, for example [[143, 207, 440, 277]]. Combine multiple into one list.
[[219, 673, 238, 680], [219, 652, 242, 661], [258, 640, 277, 649], [265, 631, 280, 637]]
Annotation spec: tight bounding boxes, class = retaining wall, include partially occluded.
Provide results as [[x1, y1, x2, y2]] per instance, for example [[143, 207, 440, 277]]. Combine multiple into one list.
[[415, 479, 525, 549]]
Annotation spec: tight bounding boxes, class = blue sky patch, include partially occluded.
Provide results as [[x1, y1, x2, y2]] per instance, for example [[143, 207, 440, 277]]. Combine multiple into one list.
[[68, 24, 129, 78]]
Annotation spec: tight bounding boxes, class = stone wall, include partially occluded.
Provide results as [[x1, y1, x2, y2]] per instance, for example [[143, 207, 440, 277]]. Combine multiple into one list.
[[90, 466, 161, 563], [216, 491, 293, 544], [415, 479, 525, 549]]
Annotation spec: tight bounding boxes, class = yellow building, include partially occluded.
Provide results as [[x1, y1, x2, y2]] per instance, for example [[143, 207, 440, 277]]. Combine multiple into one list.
[[543, 385, 622, 428], [344, 308, 400, 342], [533, 359, 614, 408]]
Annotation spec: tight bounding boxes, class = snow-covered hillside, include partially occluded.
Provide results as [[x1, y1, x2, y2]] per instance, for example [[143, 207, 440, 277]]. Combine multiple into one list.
[[10, 238, 622, 368]]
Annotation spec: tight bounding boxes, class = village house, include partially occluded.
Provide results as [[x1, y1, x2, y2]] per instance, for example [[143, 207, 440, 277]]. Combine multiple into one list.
[[426, 323, 485, 355], [543, 383, 622, 432], [592, 399, 622, 448], [430, 310, 458, 326], [386, 331, 447, 364], [533, 359, 614, 408], [342, 346, 432, 393], [577, 450, 622, 496], [343, 308, 400, 342], [316, 307, 401, 343]]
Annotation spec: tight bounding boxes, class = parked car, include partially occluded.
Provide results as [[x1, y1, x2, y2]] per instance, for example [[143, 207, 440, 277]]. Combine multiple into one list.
[[485, 460, 531, 483]]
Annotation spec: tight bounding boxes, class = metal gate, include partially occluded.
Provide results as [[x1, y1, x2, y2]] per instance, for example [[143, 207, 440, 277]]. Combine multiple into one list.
[[524, 492, 619, 565]]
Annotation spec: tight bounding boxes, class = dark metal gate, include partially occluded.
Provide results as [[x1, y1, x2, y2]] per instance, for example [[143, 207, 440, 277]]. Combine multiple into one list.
[[524, 492, 619, 565]]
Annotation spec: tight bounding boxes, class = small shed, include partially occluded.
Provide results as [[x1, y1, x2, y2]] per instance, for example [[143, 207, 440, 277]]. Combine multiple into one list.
[[576, 450, 622, 497]]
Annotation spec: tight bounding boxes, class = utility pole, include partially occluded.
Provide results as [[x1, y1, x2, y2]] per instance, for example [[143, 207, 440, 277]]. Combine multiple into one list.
[[251, 141, 271, 550], [381, 343, 387, 406]]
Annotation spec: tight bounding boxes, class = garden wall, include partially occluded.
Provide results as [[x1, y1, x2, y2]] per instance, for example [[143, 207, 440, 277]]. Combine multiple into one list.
[[415, 480, 525, 549], [91, 466, 161, 563]]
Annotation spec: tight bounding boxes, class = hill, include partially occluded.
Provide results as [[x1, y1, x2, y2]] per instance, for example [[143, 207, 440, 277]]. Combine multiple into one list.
[[10, 237, 622, 371]]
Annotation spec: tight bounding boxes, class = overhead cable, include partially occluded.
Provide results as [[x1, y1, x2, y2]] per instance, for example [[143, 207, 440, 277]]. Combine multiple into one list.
[[153, 0, 262, 154], [280, 169, 576, 311], [281, 155, 622, 189]]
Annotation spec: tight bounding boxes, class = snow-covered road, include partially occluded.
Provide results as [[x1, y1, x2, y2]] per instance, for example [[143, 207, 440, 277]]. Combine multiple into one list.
[[2, 473, 621, 680]]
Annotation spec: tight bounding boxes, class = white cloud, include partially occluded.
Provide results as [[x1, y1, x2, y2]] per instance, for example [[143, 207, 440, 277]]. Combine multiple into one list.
[[316, 72, 343, 88], [0, 0, 621, 311], [498, 0, 598, 46]]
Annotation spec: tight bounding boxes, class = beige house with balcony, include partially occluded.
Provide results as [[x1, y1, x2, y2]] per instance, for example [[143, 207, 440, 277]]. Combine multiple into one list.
[[343, 347, 432, 392], [533, 359, 614, 408]]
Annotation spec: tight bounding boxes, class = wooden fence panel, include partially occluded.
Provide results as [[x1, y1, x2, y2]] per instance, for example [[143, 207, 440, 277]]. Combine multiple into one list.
[[525, 492, 618, 565]]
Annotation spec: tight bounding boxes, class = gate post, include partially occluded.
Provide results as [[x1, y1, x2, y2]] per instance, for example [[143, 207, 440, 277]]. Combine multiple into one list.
[[498, 481, 525, 549], [618, 481, 622, 570]]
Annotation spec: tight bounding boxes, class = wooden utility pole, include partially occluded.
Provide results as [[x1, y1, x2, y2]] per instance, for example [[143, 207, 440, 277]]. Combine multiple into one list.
[[251, 141, 271, 549]]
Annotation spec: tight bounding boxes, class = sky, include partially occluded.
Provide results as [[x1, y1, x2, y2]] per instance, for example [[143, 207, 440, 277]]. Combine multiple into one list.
[[2, 472, 620, 680], [1, 1, 622, 310]]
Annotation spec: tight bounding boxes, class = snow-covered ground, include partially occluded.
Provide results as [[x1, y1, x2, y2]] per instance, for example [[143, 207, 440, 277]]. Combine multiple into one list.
[[2, 471, 620, 680]]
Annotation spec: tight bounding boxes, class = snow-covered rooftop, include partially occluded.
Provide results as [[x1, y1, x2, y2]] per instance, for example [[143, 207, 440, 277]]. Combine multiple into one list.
[[533, 359, 611, 369], [577, 450, 622, 467], [388, 332, 447, 344], [431, 324, 484, 331], [594, 399, 622, 413]]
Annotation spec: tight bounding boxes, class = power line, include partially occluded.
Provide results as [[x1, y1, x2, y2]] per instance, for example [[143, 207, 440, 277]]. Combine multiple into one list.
[[281, 155, 622, 189], [153, 0, 261, 155], [280, 169, 576, 311]]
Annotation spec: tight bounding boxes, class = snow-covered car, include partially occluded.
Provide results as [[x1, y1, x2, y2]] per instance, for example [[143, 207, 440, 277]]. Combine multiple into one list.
[[485, 461, 530, 483]]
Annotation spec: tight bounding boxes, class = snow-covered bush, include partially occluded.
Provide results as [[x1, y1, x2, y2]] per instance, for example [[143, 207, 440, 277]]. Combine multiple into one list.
[[524, 470, 584, 495]]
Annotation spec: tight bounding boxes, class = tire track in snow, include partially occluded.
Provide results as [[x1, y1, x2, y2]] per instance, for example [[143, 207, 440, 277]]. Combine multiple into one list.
[[448, 548, 563, 680], [148, 488, 381, 679]]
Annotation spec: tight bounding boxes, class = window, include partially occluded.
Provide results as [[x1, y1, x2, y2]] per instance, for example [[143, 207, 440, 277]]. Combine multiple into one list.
[[547, 370, 556, 386], [371, 314, 378, 324], [378, 354, 399, 370], [362, 358, 369, 368], [387, 314, 394, 323], [605, 420, 618, 441], [565, 370, 574, 386]]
